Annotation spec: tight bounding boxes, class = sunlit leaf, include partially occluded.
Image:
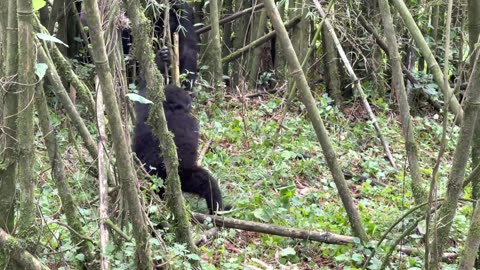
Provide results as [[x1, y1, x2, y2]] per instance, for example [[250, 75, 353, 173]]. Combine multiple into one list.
[[36, 33, 69, 47]]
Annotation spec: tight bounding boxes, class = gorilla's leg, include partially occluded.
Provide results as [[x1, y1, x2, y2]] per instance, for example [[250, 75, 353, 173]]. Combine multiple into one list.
[[180, 167, 224, 214]]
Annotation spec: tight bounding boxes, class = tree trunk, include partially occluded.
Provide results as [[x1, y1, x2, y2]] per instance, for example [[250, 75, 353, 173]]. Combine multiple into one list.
[[84, 0, 154, 268], [322, 17, 342, 105], [273, 1, 286, 79], [0, 0, 18, 235], [123, 0, 199, 267], [0, 0, 7, 78], [247, 9, 268, 88], [205, 0, 224, 98], [429, 44, 480, 270], [378, 0, 425, 206], [16, 0, 36, 239], [466, 0, 480, 266], [469, 0, 480, 198], [231, 0, 249, 88], [222, 0, 233, 76], [371, 0, 386, 98]]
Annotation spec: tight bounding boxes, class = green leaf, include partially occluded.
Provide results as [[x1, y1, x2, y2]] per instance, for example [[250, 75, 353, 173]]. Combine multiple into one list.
[[252, 208, 270, 222], [279, 247, 296, 257], [36, 33, 69, 47], [186, 253, 201, 261], [32, 0, 46, 11], [35, 63, 48, 80], [75, 253, 85, 261], [126, 93, 153, 104]]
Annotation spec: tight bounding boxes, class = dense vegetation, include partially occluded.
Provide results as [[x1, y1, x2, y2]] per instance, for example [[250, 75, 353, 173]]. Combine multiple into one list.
[[0, 0, 479, 269]]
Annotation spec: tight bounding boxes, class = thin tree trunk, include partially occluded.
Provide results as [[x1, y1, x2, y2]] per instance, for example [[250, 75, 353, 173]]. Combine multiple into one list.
[[222, 0, 233, 76], [273, 2, 285, 79], [207, 0, 223, 96], [459, 187, 480, 269], [371, 0, 386, 98], [469, 0, 480, 201], [83, 1, 153, 268], [95, 84, 110, 270], [247, 9, 268, 88], [322, 16, 342, 105], [263, 0, 368, 243], [35, 81, 95, 268], [231, 0, 249, 88], [390, 0, 463, 121], [378, 0, 426, 206], [0, 0, 18, 235], [0, 0, 7, 78], [16, 0, 36, 238], [429, 42, 480, 270], [287, 0, 309, 96], [466, 0, 480, 267]]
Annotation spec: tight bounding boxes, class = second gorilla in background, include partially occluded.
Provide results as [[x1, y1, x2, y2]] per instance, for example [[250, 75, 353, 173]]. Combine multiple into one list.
[[123, 1, 198, 90], [133, 85, 224, 213]]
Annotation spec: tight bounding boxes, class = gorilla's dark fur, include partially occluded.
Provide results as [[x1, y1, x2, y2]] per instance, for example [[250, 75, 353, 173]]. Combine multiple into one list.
[[133, 85, 223, 213]]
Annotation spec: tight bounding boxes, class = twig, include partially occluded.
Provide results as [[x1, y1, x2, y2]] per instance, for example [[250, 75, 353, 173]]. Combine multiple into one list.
[[195, 4, 264, 34], [196, 139, 211, 166]]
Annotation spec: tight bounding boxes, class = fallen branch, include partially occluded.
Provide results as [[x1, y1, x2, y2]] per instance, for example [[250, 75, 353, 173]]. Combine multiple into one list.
[[192, 213, 458, 262], [192, 213, 353, 244]]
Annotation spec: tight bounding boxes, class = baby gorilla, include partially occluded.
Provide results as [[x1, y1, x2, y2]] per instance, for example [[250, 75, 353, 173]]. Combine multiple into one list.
[[133, 84, 224, 213]]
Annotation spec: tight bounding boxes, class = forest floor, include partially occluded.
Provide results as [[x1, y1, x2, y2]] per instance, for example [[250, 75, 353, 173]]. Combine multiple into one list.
[[186, 88, 466, 269], [36, 87, 467, 269]]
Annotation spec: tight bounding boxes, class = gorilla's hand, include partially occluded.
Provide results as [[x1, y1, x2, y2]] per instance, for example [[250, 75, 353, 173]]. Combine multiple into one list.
[[159, 47, 171, 65]]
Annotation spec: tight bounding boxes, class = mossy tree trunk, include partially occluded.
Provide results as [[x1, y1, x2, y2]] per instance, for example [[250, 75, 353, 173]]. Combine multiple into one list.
[[16, 0, 36, 240], [206, 0, 224, 98], [83, 0, 153, 268], [264, 0, 369, 243], [0, 0, 18, 236], [123, 0, 198, 267]]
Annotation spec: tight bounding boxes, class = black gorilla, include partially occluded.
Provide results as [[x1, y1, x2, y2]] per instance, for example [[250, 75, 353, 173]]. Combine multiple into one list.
[[123, 1, 198, 90], [133, 84, 224, 213]]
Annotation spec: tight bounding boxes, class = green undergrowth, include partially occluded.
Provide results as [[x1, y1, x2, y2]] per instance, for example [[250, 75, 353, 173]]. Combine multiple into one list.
[[185, 89, 467, 269], [33, 88, 471, 269]]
